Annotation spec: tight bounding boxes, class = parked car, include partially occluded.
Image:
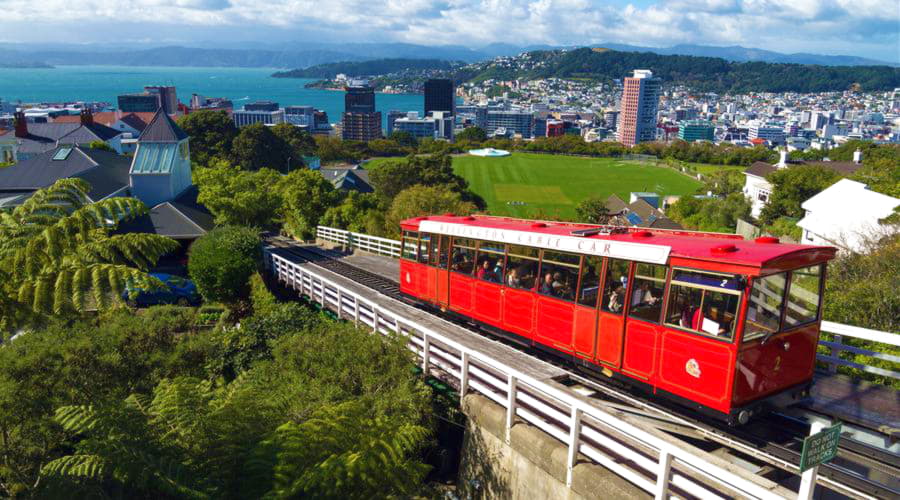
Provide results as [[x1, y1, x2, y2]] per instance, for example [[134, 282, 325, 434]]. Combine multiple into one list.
[[123, 273, 201, 307]]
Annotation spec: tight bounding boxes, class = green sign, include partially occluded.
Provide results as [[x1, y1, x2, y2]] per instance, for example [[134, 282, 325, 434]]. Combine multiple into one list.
[[799, 423, 843, 472]]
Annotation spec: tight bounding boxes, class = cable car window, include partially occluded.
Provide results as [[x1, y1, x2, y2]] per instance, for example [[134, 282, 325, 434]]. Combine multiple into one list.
[[450, 238, 476, 275], [784, 265, 823, 328], [475, 241, 505, 283], [437, 235, 451, 269], [505, 245, 539, 290], [665, 269, 741, 341], [418, 234, 432, 265], [577, 256, 603, 307], [601, 259, 630, 315], [629, 263, 667, 324], [401, 231, 418, 261], [537, 250, 580, 302], [744, 273, 787, 342]]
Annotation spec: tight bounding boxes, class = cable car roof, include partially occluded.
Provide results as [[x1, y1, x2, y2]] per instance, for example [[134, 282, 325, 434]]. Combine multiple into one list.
[[401, 214, 837, 273]]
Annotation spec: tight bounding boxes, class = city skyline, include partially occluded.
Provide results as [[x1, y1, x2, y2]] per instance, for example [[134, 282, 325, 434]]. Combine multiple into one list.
[[0, 0, 897, 63]]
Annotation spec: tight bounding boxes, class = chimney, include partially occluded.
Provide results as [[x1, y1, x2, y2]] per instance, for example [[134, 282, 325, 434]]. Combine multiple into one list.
[[13, 111, 27, 138], [853, 149, 862, 164], [776, 149, 788, 168], [80, 109, 93, 126]]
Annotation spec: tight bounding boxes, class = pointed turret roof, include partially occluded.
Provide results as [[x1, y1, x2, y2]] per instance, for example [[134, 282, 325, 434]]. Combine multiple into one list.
[[138, 109, 188, 142]]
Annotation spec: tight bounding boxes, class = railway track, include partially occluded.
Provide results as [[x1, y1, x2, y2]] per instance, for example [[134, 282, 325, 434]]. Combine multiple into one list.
[[266, 238, 900, 499]]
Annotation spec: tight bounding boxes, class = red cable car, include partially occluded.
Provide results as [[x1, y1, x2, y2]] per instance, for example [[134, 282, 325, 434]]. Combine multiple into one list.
[[399, 215, 836, 425]]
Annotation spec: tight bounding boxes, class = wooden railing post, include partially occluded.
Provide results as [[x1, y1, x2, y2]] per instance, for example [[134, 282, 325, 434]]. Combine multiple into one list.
[[506, 374, 517, 443], [829, 334, 842, 373], [460, 351, 470, 397], [422, 335, 430, 375], [654, 450, 673, 500]]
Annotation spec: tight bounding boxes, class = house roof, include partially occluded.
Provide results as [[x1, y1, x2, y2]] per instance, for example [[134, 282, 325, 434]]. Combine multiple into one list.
[[53, 112, 156, 131], [604, 194, 628, 214], [118, 186, 214, 239], [139, 109, 188, 142], [0, 145, 131, 201], [57, 123, 123, 144], [320, 166, 373, 192], [0, 123, 81, 155], [797, 179, 899, 249], [745, 159, 864, 180]]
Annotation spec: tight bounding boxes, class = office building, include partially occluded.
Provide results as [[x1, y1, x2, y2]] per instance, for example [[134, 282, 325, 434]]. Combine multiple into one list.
[[233, 106, 285, 128], [243, 101, 279, 112], [424, 79, 455, 116], [748, 122, 786, 144], [486, 109, 534, 138], [341, 82, 381, 141], [603, 110, 619, 130], [617, 69, 661, 147], [678, 120, 715, 142], [432, 111, 453, 140], [190, 94, 232, 111], [144, 86, 178, 114], [285, 106, 315, 127], [118, 93, 162, 113], [393, 112, 437, 139], [386, 110, 406, 135]]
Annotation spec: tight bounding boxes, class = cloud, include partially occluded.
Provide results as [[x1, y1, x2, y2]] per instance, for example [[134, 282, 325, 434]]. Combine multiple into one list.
[[0, 0, 896, 61]]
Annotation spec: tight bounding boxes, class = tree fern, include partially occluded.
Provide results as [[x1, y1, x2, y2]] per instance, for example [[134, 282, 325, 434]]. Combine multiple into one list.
[[0, 178, 180, 329]]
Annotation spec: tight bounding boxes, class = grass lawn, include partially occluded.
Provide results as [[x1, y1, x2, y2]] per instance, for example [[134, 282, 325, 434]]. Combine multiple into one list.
[[689, 162, 746, 175], [451, 153, 702, 219]]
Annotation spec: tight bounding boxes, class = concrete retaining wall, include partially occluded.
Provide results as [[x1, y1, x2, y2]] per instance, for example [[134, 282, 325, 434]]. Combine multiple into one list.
[[457, 394, 648, 500]]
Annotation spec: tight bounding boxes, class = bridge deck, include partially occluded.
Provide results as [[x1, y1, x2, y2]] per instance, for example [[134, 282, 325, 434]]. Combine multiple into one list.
[[809, 374, 899, 433], [322, 247, 899, 436]]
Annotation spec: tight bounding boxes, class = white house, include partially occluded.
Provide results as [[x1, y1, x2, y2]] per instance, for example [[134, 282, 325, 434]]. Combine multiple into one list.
[[797, 179, 899, 253]]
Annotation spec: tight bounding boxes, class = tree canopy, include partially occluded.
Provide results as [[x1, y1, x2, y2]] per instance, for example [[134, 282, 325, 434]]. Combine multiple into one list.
[[230, 123, 293, 172], [194, 161, 284, 227], [177, 110, 238, 167], [188, 226, 261, 305], [760, 164, 843, 225]]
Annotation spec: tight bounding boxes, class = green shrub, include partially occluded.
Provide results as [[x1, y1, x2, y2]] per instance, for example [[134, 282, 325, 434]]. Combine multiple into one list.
[[249, 272, 279, 316], [188, 226, 261, 304]]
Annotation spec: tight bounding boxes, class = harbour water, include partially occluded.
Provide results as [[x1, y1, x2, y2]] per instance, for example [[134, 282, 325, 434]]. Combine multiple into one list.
[[0, 65, 423, 127]]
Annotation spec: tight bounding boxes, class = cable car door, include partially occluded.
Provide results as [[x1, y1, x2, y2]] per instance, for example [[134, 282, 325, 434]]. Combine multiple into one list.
[[595, 259, 631, 368]]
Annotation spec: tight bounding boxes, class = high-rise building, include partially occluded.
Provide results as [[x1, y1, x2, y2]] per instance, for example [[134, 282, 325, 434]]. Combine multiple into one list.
[[617, 70, 661, 147], [424, 79, 455, 116], [678, 120, 715, 142], [342, 82, 381, 141], [118, 93, 161, 113], [144, 86, 178, 114]]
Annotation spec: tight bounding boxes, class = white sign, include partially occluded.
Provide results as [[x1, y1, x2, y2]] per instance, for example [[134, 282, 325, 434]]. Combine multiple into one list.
[[701, 317, 720, 335], [418, 221, 671, 264]]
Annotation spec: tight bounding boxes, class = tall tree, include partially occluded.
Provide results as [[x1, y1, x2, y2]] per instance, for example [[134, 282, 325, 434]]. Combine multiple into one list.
[[760, 165, 842, 225], [271, 123, 317, 171], [277, 169, 341, 240], [177, 110, 238, 167], [455, 126, 487, 142], [194, 160, 283, 227], [385, 185, 476, 237], [230, 123, 292, 172], [0, 179, 177, 331], [575, 197, 613, 224]]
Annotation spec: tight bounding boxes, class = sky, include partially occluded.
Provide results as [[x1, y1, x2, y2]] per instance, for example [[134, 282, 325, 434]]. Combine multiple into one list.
[[0, 0, 898, 62]]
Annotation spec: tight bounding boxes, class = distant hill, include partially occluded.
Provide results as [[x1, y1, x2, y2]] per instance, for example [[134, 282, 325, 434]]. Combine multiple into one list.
[[272, 58, 463, 79], [465, 48, 900, 93], [0, 42, 892, 69]]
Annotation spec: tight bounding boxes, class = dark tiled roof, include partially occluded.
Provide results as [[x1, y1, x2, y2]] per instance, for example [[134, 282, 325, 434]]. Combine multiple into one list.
[[20, 122, 80, 141], [119, 113, 150, 132], [139, 109, 188, 142], [320, 166, 373, 192], [118, 186, 214, 239], [604, 194, 628, 214], [647, 217, 683, 230], [57, 123, 122, 144], [0, 145, 130, 201], [746, 161, 776, 178]]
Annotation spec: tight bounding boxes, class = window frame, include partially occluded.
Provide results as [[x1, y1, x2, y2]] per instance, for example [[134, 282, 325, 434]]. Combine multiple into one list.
[[450, 237, 477, 276], [504, 244, 541, 291], [600, 258, 632, 316], [576, 256, 604, 308], [536, 249, 582, 303], [662, 267, 743, 343], [417, 233, 434, 265], [627, 263, 669, 325], [400, 231, 419, 262], [474, 240, 506, 284], [781, 264, 825, 331], [742, 272, 788, 343]]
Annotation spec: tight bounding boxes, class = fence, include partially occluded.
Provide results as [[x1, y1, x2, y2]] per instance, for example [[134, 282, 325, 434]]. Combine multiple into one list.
[[316, 225, 900, 384], [266, 249, 793, 499]]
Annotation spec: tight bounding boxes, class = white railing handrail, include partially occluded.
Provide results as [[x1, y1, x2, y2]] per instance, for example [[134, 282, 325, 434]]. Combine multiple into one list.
[[315, 225, 900, 382], [265, 248, 829, 499]]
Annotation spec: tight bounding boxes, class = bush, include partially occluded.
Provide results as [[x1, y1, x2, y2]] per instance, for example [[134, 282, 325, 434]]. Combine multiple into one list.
[[249, 272, 279, 316], [188, 226, 261, 304]]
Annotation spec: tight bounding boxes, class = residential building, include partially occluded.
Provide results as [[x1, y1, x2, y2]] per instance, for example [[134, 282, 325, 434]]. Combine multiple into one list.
[[798, 179, 899, 253], [486, 109, 534, 138], [617, 70, 662, 147], [604, 194, 682, 229], [341, 82, 381, 141], [743, 151, 865, 218], [318, 165, 373, 193], [233, 106, 285, 128], [603, 110, 619, 130], [424, 79, 455, 116], [0, 111, 81, 160], [678, 120, 715, 142], [56, 110, 127, 154]]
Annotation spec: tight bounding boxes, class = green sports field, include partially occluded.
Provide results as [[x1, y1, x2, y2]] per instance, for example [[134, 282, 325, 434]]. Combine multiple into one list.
[[451, 153, 702, 219]]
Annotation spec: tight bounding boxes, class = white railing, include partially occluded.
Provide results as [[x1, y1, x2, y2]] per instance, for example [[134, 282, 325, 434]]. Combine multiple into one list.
[[315, 225, 900, 384], [819, 322, 900, 381], [316, 226, 401, 258], [266, 248, 796, 500]]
